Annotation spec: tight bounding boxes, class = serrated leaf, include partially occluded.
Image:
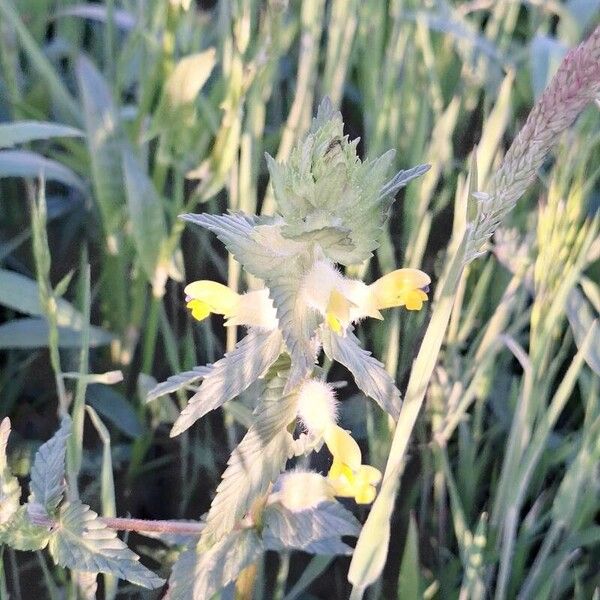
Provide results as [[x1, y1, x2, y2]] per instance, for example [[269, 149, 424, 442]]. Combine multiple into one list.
[[75, 55, 125, 236], [0, 317, 113, 349], [264, 99, 430, 266], [122, 149, 168, 282], [0, 506, 51, 551], [168, 529, 263, 600], [0, 150, 86, 191], [30, 416, 71, 514], [262, 500, 360, 555], [0, 418, 20, 525], [0, 121, 83, 149], [321, 328, 401, 419], [171, 329, 284, 436], [181, 213, 321, 387], [200, 375, 298, 546], [147, 366, 211, 402], [48, 500, 164, 589]]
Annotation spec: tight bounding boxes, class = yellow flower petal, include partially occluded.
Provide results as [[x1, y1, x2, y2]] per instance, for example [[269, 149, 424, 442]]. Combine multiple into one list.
[[357, 464, 382, 486], [184, 280, 239, 316], [404, 289, 428, 311], [370, 268, 431, 310], [325, 289, 353, 334], [323, 425, 362, 471], [354, 484, 377, 504], [186, 299, 211, 322]]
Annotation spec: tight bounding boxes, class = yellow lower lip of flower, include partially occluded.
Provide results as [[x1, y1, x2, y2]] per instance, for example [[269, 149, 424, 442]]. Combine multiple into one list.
[[327, 459, 381, 504], [370, 268, 431, 311], [324, 425, 382, 504], [186, 299, 211, 322]]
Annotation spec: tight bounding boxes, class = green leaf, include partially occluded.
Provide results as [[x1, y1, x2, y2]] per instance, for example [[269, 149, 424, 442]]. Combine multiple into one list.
[[181, 213, 322, 389], [0, 318, 113, 349], [0, 269, 86, 327], [321, 328, 401, 419], [48, 500, 164, 589], [157, 48, 216, 113], [30, 416, 71, 514], [262, 500, 360, 555], [0, 506, 50, 551], [169, 529, 263, 600], [86, 384, 143, 439], [200, 374, 298, 546], [146, 366, 211, 402], [265, 98, 430, 265], [122, 149, 168, 284], [397, 513, 421, 599], [171, 329, 284, 436], [0, 150, 86, 192], [0, 0, 82, 124], [566, 287, 600, 376], [0, 418, 20, 526], [0, 121, 83, 149], [348, 236, 468, 595], [75, 56, 125, 237]]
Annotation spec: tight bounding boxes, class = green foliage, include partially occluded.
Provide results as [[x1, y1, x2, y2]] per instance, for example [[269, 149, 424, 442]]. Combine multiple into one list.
[[0, 1, 598, 598], [48, 500, 164, 590], [200, 373, 298, 547], [30, 416, 71, 514], [170, 329, 283, 436], [321, 328, 402, 419]]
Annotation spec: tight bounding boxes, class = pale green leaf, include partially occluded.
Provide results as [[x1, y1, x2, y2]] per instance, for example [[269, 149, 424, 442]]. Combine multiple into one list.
[[397, 513, 421, 599], [122, 149, 168, 282], [262, 500, 359, 555], [566, 287, 600, 376], [349, 236, 467, 594], [0, 506, 50, 551], [75, 56, 125, 236], [0, 121, 83, 149], [146, 366, 211, 402], [200, 374, 298, 546], [0, 150, 85, 191], [48, 500, 164, 589], [181, 213, 321, 388], [161, 49, 216, 109], [30, 416, 71, 514], [265, 98, 430, 265], [0, 269, 88, 328], [171, 329, 284, 437], [0, 318, 113, 349], [321, 328, 402, 419], [169, 529, 263, 600], [0, 418, 20, 525]]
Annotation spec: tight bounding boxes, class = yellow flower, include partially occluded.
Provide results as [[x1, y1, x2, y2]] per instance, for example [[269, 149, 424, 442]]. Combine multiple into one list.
[[184, 280, 278, 330], [323, 424, 382, 504], [369, 268, 431, 311], [300, 261, 431, 337]]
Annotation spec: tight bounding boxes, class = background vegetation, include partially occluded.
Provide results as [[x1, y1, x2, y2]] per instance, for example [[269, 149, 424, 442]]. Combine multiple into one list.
[[0, 0, 599, 598]]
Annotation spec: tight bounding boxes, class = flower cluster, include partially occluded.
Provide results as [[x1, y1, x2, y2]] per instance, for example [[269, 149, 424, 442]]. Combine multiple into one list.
[[167, 99, 431, 536]]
